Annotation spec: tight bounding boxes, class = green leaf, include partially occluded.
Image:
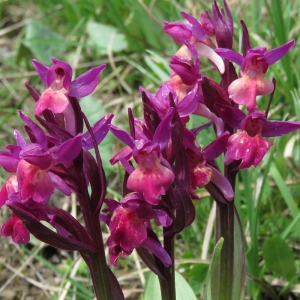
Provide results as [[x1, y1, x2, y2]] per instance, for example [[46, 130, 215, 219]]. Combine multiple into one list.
[[270, 163, 300, 233], [204, 237, 224, 300], [86, 21, 128, 54], [262, 235, 296, 281], [175, 271, 198, 300], [22, 19, 66, 63], [144, 271, 197, 300], [189, 264, 209, 295]]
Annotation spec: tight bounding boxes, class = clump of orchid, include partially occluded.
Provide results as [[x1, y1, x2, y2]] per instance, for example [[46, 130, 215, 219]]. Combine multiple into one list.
[[0, 1, 299, 300]]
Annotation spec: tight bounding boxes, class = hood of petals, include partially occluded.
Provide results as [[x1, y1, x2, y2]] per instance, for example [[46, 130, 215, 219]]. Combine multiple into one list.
[[20, 144, 53, 170], [48, 58, 72, 91], [240, 112, 268, 137], [163, 21, 192, 44]]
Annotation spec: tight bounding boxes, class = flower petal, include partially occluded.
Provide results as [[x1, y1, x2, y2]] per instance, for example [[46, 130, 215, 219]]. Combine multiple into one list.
[[226, 131, 273, 169], [263, 120, 300, 137], [228, 75, 257, 112], [215, 48, 244, 66], [69, 65, 106, 98], [265, 40, 295, 66], [35, 89, 70, 116], [32, 59, 49, 87], [194, 42, 225, 74]]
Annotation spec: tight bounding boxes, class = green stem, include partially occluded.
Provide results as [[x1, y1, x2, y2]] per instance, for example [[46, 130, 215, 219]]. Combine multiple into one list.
[[74, 156, 113, 300], [215, 200, 235, 299], [214, 164, 238, 300], [159, 235, 176, 300], [85, 216, 113, 300]]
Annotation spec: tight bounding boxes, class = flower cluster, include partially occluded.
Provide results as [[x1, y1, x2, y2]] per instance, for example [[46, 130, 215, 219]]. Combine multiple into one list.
[[0, 58, 111, 252], [100, 0, 300, 269], [0, 1, 299, 290]]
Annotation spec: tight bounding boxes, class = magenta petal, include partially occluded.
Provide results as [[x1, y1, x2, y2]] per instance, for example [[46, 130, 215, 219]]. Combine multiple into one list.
[[214, 48, 244, 66], [153, 108, 174, 150], [109, 124, 135, 149], [1, 214, 30, 244], [18, 160, 54, 202], [228, 76, 257, 112], [35, 89, 70, 116], [20, 144, 52, 170], [0, 174, 19, 208], [53, 134, 82, 167], [153, 209, 173, 227], [265, 40, 295, 66], [177, 84, 199, 116], [263, 120, 300, 137], [110, 146, 133, 165], [19, 111, 47, 148], [0, 152, 19, 172], [48, 172, 71, 196], [127, 153, 175, 205], [163, 21, 192, 44], [82, 114, 113, 150], [140, 237, 171, 267], [226, 131, 273, 169], [14, 130, 27, 148], [181, 12, 206, 41], [203, 131, 230, 161], [106, 205, 148, 266], [69, 65, 106, 98], [32, 59, 49, 86], [170, 55, 197, 85]]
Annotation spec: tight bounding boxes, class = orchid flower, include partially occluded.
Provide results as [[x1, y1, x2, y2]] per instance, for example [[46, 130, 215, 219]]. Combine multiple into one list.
[[32, 58, 106, 116], [109, 109, 175, 205], [215, 40, 295, 112], [216, 104, 300, 168], [101, 194, 172, 266], [0, 112, 82, 203]]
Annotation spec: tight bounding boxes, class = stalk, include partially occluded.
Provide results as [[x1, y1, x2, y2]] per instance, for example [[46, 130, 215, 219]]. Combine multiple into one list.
[[159, 235, 176, 300], [74, 156, 113, 300], [214, 163, 239, 300]]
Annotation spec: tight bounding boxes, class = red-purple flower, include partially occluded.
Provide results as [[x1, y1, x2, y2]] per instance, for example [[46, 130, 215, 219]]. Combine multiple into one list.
[[32, 58, 106, 116], [215, 40, 295, 112], [109, 109, 175, 205], [1, 214, 30, 244], [0, 112, 82, 203], [102, 194, 172, 267], [216, 104, 300, 168]]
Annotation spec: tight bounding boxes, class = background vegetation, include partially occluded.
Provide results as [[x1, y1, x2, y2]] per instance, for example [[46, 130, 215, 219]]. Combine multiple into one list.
[[0, 0, 299, 299]]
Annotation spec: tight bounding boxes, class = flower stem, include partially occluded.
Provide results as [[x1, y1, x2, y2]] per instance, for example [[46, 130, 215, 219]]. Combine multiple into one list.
[[214, 164, 238, 300], [159, 235, 176, 300]]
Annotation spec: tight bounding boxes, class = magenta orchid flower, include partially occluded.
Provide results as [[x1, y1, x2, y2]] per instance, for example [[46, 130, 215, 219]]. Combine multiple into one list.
[[101, 194, 172, 267], [1, 213, 30, 244], [0, 112, 82, 203], [109, 109, 175, 205], [184, 128, 233, 201], [164, 12, 225, 74], [215, 40, 295, 112], [32, 58, 106, 116], [216, 104, 300, 168]]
